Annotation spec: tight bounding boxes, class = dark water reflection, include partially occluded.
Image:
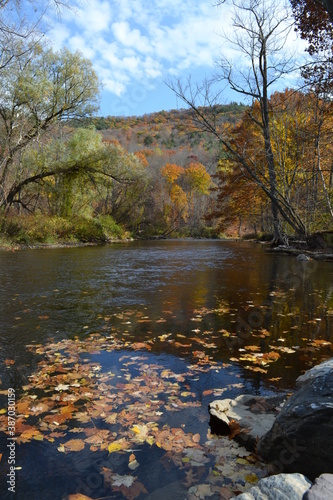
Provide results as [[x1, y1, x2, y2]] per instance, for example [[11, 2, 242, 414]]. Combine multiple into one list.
[[1, 240, 332, 388], [0, 240, 332, 498]]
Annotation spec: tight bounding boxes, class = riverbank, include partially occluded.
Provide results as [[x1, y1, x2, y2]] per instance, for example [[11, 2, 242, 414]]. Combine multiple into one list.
[[0, 213, 132, 251], [2, 216, 333, 263], [266, 244, 333, 261]]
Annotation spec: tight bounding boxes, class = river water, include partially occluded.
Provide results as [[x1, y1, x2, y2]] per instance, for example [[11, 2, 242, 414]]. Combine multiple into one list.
[[0, 240, 332, 499]]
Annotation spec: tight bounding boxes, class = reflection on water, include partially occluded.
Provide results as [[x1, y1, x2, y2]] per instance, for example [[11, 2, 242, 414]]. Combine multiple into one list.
[[0, 240, 332, 498], [1, 240, 332, 388]]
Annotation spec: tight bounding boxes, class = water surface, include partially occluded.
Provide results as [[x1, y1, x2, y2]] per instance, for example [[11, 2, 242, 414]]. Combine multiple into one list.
[[0, 240, 332, 499]]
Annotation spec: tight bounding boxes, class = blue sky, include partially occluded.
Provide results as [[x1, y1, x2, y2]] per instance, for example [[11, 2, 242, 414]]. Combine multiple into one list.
[[46, 0, 304, 117]]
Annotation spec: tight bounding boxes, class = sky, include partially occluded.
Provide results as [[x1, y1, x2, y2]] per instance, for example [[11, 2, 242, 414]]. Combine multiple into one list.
[[45, 0, 305, 118]]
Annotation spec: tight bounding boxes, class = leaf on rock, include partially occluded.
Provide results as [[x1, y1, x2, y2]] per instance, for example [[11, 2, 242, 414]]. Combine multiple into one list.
[[228, 420, 248, 440]]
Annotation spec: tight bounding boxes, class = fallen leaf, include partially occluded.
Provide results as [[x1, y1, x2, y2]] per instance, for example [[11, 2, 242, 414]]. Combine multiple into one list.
[[68, 495, 94, 500], [220, 486, 234, 499], [108, 439, 129, 453], [55, 384, 70, 392], [245, 473, 259, 484], [4, 359, 15, 366], [63, 439, 85, 452], [112, 474, 136, 488]]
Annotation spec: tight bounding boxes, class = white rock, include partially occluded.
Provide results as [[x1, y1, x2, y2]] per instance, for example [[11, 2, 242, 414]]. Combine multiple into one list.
[[231, 473, 312, 499]]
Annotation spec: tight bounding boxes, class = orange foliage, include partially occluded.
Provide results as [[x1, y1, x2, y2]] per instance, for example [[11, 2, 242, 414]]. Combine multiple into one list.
[[134, 151, 148, 168], [161, 163, 184, 183]]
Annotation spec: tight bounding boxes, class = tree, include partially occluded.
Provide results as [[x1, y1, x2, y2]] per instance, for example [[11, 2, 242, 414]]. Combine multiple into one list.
[[290, 0, 333, 93], [0, 45, 100, 210], [0, 1, 74, 73], [9, 127, 147, 225], [170, 0, 306, 242]]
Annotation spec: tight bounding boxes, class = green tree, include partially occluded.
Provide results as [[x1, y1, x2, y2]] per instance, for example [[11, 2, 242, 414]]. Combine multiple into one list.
[[15, 127, 147, 224], [0, 45, 100, 210]]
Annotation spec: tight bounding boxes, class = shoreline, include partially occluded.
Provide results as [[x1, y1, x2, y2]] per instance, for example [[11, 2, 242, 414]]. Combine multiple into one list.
[[2, 235, 333, 261], [265, 244, 333, 261]]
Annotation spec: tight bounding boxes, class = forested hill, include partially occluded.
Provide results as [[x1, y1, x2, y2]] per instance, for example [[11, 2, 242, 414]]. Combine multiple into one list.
[[80, 103, 249, 239], [89, 103, 247, 131], [80, 103, 247, 152]]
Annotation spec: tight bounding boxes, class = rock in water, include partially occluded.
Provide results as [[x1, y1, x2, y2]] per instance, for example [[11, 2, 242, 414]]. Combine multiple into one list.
[[208, 394, 284, 451], [257, 358, 333, 479], [296, 253, 311, 261], [230, 473, 311, 499]]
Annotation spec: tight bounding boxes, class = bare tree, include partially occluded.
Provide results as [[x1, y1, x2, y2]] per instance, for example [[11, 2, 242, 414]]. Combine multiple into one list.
[[169, 0, 306, 243]]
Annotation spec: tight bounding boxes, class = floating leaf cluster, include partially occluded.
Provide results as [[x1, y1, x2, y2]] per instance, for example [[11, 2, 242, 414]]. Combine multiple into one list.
[[0, 331, 269, 499]]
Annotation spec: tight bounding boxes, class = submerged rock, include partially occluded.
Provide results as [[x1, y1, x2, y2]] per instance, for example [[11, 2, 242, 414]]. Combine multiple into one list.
[[230, 473, 312, 500], [257, 358, 333, 480], [296, 253, 311, 261]]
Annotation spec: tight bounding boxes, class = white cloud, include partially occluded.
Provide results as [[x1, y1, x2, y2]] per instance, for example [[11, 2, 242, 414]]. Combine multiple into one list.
[[47, 0, 304, 111], [47, 23, 71, 52], [71, 0, 112, 33], [67, 35, 96, 59], [112, 21, 151, 53]]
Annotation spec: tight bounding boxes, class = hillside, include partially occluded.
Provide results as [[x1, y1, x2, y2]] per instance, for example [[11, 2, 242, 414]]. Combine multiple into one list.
[[91, 103, 248, 238]]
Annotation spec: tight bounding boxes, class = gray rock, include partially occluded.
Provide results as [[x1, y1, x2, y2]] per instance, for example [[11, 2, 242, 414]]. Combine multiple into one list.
[[296, 253, 311, 261], [303, 474, 333, 500], [209, 394, 284, 451], [257, 358, 333, 480], [296, 358, 333, 387], [231, 473, 311, 500]]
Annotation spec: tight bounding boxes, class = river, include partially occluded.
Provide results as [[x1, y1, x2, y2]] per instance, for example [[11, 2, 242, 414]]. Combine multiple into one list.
[[0, 240, 332, 499]]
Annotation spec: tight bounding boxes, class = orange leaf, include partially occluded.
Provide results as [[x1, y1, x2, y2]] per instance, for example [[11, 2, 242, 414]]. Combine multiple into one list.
[[68, 495, 94, 500], [192, 433, 200, 443], [63, 439, 85, 452], [4, 359, 15, 366]]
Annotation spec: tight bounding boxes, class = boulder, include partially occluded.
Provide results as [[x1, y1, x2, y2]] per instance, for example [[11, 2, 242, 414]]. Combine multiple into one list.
[[303, 474, 333, 500], [296, 253, 311, 261], [209, 394, 285, 451], [230, 473, 311, 500], [257, 358, 333, 480]]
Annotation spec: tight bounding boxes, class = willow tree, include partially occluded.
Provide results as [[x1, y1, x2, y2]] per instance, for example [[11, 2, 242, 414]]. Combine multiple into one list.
[[0, 45, 100, 210], [169, 0, 307, 243], [12, 127, 148, 224]]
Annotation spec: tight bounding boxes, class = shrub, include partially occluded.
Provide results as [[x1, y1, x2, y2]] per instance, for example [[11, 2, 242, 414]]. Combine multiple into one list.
[[98, 215, 126, 240], [72, 217, 105, 242]]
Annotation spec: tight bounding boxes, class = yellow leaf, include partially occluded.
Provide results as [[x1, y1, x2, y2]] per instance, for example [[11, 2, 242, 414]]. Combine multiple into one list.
[[245, 473, 259, 484], [0, 409, 6, 414], [108, 442, 123, 454], [68, 495, 94, 500], [236, 458, 250, 465]]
